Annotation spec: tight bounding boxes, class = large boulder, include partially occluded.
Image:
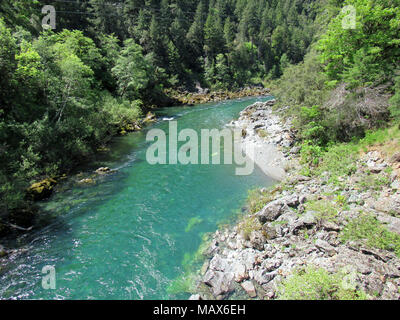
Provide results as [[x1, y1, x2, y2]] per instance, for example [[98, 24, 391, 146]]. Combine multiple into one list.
[[256, 199, 290, 224], [27, 178, 57, 201], [203, 270, 235, 297]]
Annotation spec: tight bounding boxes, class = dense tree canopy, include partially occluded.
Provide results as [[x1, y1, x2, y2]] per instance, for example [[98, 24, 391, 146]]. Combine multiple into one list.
[[24, 0, 322, 89]]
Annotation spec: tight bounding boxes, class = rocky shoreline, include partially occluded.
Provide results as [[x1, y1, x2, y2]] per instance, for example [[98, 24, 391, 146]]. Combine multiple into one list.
[[227, 99, 295, 181], [190, 100, 400, 300]]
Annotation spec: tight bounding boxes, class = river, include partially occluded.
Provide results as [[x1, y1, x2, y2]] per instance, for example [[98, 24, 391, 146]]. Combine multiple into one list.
[[0, 96, 275, 300]]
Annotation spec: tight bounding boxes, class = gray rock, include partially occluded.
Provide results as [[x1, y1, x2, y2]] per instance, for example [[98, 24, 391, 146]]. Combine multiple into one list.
[[249, 231, 266, 251], [369, 166, 384, 174], [360, 247, 392, 263], [257, 199, 290, 223], [376, 213, 400, 235], [391, 179, 400, 190], [348, 194, 360, 204], [262, 259, 282, 273], [204, 270, 234, 297], [290, 146, 301, 154], [231, 262, 248, 282], [321, 220, 341, 232], [300, 211, 316, 225], [381, 281, 400, 300], [189, 294, 202, 300], [315, 239, 337, 257], [241, 280, 257, 298], [253, 269, 276, 285], [262, 224, 278, 240], [209, 255, 229, 272], [95, 167, 113, 174], [290, 211, 316, 234], [299, 195, 307, 204], [205, 240, 219, 257], [276, 211, 298, 227], [240, 249, 258, 270], [295, 175, 311, 182], [283, 194, 300, 208]]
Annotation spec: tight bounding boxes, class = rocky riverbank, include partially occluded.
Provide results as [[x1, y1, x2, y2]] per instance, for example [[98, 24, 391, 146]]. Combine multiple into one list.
[[227, 99, 295, 181], [167, 87, 271, 106], [190, 100, 400, 300]]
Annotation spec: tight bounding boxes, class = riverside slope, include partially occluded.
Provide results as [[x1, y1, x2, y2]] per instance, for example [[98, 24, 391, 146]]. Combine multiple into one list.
[[191, 100, 400, 300]]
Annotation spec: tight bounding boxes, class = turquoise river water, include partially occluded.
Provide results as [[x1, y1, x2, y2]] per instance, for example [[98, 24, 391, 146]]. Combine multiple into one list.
[[0, 97, 275, 300]]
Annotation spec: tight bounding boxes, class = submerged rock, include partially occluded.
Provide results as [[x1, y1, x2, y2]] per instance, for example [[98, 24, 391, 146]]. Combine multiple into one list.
[[78, 178, 95, 185]]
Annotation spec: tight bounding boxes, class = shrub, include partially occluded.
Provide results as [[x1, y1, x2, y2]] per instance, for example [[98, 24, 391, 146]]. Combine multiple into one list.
[[246, 188, 276, 214], [278, 266, 367, 300], [305, 199, 339, 225], [314, 143, 358, 179], [100, 93, 142, 130], [300, 141, 324, 166], [341, 214, 400, 257]]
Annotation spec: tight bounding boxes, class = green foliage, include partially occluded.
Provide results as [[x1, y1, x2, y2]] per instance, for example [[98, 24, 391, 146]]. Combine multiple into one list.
[[299, 124, 399, 186], [0, 23, 144, 225], [3, 0, 325, 90], [185, 216, 203, 233], [314, 143, 358, 178], [319, 0, 400, 87], [305, 199, 339, 225], [166, 272, 197, 295], [112, 40, 154, 100], [274, 0, 399, 169], [99, 93, 142, 131], [341, 214, 400, 257], [273, 50, 330, 125], [246, 188, 276, 214], [0, 18, 17, 108], [278, 266, 368, 300]]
